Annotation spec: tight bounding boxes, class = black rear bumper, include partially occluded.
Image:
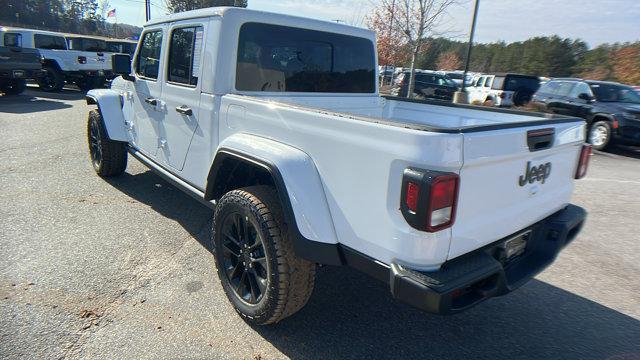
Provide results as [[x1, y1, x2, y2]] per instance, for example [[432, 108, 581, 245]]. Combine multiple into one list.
[[346, 204, 587, 315]]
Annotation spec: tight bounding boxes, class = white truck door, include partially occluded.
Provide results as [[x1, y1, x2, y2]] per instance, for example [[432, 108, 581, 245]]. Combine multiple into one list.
[[159, 22, 206, 171], [130, 27, 166, 158]]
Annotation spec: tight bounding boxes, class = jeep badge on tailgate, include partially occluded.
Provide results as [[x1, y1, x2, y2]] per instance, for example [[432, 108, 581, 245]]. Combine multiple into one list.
[[519, 161, 552, 186]]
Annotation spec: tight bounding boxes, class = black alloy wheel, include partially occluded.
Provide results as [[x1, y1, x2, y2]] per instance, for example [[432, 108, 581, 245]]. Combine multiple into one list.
[[89, 116, 103, 170], [220, 211, 269, 304]]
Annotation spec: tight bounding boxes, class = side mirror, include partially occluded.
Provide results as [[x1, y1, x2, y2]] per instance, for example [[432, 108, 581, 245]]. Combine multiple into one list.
[[578, 93, 593, 102], [112, 54, 134, 81]]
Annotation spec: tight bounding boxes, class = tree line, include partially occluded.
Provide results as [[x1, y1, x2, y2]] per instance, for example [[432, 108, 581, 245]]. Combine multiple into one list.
[[0, 0, 143, 38], [376, 33, 640, 85], [0, 0, 248, 39]]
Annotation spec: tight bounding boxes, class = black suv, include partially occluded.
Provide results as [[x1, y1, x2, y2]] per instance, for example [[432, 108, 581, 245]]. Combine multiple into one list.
[[532, 79, 640, 150], [391, 71, 458, 101]]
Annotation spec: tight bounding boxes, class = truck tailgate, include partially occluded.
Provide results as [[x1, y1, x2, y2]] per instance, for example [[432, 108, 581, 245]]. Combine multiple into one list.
[[449, 120, 585, 260]]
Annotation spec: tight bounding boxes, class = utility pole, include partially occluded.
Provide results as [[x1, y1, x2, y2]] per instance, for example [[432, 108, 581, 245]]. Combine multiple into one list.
[[386, 0, 395, 86], [145, 0, 151, 22], [453, 0, 480, 104]]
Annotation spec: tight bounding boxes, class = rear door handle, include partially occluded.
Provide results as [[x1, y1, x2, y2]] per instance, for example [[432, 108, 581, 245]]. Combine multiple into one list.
[[175, 105, 192, 116], [145, 97, 158, 106]]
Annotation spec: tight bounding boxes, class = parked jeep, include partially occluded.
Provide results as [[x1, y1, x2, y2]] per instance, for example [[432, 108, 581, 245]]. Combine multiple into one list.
[[532, 79, 640, 150], [85, 8, 589, 324], [0, 26, 109, 92], [0, 30, 44, 95], [469, 73, 540, 107]]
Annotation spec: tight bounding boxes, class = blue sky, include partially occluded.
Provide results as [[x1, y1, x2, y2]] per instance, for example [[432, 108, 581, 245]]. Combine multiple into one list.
[[106, 0, 640, 47]]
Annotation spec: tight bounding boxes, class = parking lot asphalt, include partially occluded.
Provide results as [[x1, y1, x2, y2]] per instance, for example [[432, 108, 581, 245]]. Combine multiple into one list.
[[1, 88, 639, 360]]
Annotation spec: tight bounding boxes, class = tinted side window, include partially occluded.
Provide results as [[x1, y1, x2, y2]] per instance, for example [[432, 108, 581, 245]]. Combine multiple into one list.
[[236, 22, 375, 93], [555, 81, 575, 97], [483, 77, 493, 87], [107, 42, 121, 52], [417, 75, 437, 84], [491, 76, 505, 90], [4, 33, 22, 47], [569, 82, 591, 98], [84, 39, 108, 52], [34, 34, 67, 50], [538, 81, 559, 95], [168, 26, 203, 86], [136, 31, 163, 80]]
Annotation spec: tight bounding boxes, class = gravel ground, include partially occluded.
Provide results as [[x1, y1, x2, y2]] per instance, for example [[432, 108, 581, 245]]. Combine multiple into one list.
[[1, 88, 639, 359]]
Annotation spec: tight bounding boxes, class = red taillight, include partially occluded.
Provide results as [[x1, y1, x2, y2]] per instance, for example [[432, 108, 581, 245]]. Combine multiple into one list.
[[405, 182, 420, 213], [612, 116, 619, 129], [426, 175, 459, 232], [401, 169, 459, 232], [499, 92, 506, 99], [575, 144, 592, 179]]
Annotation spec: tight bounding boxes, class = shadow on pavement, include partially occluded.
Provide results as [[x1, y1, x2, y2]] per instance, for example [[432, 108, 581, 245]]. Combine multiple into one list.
[[604, 144, 640, 160], [106, 168, 640, 360], [256, 267, 640, 360], [105, 170, 214, 251], [0, 88, 85, 114]]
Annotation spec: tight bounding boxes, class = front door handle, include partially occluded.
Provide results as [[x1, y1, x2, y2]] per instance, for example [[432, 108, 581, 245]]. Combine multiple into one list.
[[145, 97, 158, 106], [175, 105, 192, 116]]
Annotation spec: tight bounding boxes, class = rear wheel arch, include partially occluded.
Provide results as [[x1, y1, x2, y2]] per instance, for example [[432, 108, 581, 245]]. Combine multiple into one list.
[[41, 59, 62, 71], [205, 149, 343, 266], [589, 114, 614, 125]]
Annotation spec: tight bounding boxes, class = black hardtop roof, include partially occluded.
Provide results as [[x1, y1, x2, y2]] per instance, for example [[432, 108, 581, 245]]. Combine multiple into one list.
[[551, 78, 625, 86], [490, 73, 539, 78]]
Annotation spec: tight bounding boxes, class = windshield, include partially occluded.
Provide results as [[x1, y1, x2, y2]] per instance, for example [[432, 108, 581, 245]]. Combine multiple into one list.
[[589, 83, 640, 103]]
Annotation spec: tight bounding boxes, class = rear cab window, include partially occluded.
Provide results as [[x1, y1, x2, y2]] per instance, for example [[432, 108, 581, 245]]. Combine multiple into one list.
[[236, 22, 375, 93], [167, 25, 204, 87], [34, 34, 67, 50], [135, 30, 163, 80]]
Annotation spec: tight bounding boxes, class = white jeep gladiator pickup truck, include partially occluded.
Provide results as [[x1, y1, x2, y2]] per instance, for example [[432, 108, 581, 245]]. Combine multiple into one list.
[[85, 7, 590, 324], [0, 27, 109, 92]]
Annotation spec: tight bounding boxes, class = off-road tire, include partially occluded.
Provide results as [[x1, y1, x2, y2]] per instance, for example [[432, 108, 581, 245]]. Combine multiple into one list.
[[87, 109, 127, 177], [588, 120, 612, 151], [37, 66, 65, 92], [1, 79, 27, 95], [212, 186, 316, 325]]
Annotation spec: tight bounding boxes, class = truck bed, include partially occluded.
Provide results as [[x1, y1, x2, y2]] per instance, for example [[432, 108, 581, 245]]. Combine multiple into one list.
[[251, 94, 581, 133], [218, 93, 585, 267]]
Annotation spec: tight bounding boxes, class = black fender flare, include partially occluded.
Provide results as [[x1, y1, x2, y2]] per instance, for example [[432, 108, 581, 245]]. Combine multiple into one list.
[[205, 149, 344, 266]]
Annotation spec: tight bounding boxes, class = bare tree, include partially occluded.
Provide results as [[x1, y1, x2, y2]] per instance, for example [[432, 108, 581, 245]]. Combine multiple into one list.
[[373, 0, 457, 98]]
